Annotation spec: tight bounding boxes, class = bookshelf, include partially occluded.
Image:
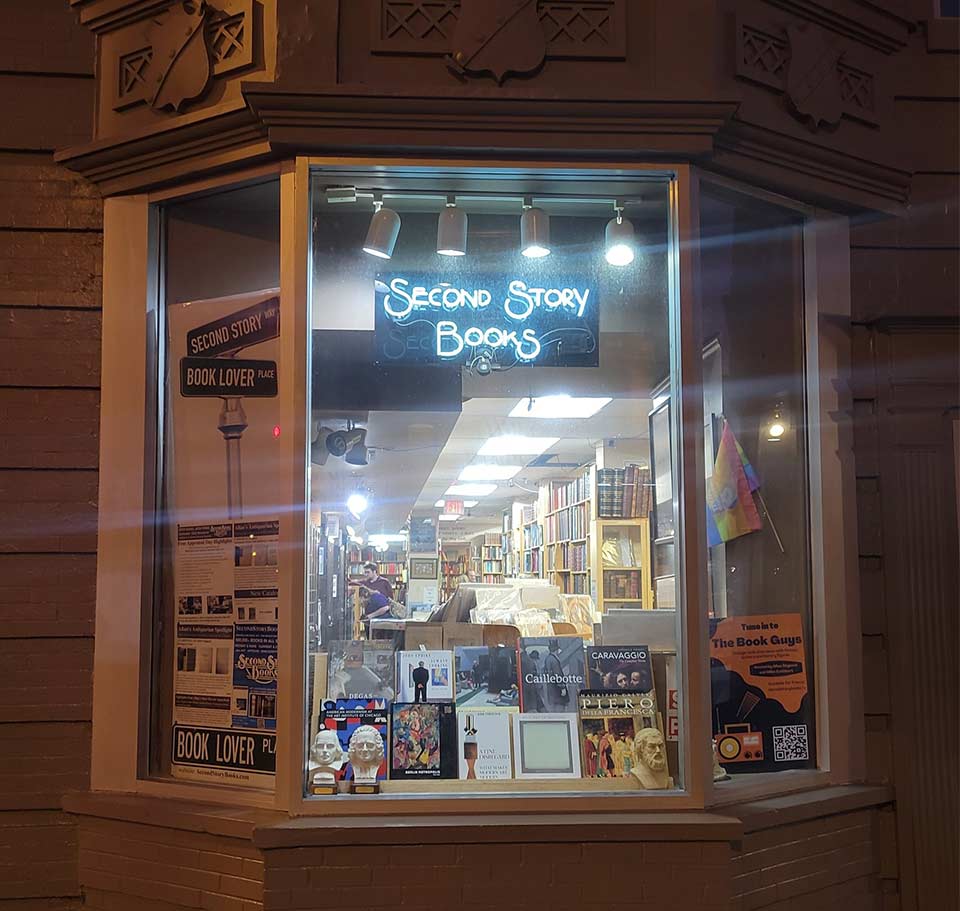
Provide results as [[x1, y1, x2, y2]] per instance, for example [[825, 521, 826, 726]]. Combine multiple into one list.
[[520, 503, 543, 577], [593, 517, 653, 612], [347, 545, 408, 586], [439, 545, 470, 602], [543, 466, 594, 595], [471, 532, 504, 584]]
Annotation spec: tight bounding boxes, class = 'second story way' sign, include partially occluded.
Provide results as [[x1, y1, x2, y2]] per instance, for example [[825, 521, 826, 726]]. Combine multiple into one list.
[[374, 273, 599, 367]]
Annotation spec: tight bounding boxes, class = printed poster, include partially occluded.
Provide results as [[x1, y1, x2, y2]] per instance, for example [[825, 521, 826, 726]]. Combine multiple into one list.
[[710, 613, 815, 773], [166, 289, 283, 789]]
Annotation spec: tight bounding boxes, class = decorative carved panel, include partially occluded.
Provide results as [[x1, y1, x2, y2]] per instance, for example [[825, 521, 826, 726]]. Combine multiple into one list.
[[372, 0, 625, 60], [736, 14, 879, 129], [109, 0, 256, 113]]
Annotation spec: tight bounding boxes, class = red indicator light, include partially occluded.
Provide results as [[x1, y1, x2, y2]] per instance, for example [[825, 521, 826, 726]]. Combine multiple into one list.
[[273, 425, 281, 438]]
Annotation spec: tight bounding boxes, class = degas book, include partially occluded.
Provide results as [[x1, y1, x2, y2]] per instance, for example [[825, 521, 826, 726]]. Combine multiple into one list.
[[172, 724, 276, 774]]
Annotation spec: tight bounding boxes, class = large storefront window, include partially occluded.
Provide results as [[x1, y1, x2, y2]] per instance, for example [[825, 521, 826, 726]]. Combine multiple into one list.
[[148, 164, 823, 803], [303, 168, 685, 796]]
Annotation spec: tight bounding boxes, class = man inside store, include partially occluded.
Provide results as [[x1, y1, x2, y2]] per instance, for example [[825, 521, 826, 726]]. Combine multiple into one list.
[[361, 562, 393, 600]]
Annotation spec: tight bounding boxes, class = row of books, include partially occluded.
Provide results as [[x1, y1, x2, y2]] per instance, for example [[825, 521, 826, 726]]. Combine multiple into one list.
[[550, 540, 587, 572], [603, 570, 642, 600], [481, 560, 502, 573], [522, 523, 543, 549], [549, 471, 591, 512], [347, 561, 405, 577], [559, 573, 589, 594], [597, 465, 652, 519], [545, 502, 589, 543], [318, 640, 663, 783], [523, 549, 541, 575], [441, 558, 468, 577]]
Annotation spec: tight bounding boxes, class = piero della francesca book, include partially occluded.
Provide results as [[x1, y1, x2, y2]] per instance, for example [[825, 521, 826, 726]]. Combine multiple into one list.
[[577, 690, 659, 779]]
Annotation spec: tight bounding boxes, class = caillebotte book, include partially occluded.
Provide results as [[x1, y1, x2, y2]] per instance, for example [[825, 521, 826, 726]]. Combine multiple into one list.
[[516, 637, 586, 713]]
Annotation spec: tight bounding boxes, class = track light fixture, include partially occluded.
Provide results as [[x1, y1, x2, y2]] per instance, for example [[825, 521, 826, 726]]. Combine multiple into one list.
[[605, 200, 635, 266], [437, 196, 467, 256], [363, 195, 401, 259], [520, 197, 551, 258]]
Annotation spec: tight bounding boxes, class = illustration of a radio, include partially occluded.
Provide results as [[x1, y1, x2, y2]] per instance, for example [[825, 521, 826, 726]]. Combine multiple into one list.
[[715, 724, 764, 763]]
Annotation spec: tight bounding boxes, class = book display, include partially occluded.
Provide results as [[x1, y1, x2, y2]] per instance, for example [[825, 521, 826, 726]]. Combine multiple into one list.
[[544, 466, 594, 596], [389, 703, 458, 780]]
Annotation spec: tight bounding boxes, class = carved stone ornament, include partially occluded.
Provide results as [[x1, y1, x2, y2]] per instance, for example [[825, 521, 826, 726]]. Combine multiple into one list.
[[147, 0, 212, 112], [785, 24, 844, 131], [735, 15, 880, 131], [112, 0, 255, 114], [447, 0, 546, 83]]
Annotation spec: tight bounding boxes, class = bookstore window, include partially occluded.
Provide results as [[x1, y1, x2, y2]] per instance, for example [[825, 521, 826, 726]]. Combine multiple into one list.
[[697, 183, 818, 782], [154, 179, 282, 787], [305, 171, 687, 796]]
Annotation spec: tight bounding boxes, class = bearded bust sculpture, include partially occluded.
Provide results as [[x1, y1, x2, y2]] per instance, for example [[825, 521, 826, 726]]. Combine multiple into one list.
[[309, 729, 345, 788], [347, 724, 385, 785], [631, 727, 673, 790]]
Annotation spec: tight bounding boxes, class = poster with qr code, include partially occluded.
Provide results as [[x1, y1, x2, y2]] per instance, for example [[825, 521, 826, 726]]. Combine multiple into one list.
[[708, 614, 815, 773]]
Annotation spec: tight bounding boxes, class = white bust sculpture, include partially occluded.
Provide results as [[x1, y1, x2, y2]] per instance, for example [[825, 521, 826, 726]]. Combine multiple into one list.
[[347, 724, 384, 784], [631, 727, 673, 790], [309, 729, 345, 786]]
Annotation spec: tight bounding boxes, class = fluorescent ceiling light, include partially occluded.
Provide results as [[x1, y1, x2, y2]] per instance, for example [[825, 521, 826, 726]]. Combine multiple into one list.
[[436, 499, 478, 509], [478, 435, 559, 457], [459, 464, 522, 482], [369, 533, 407, 545], [509, 396, 613, 419], [438, 514, 462, 522], [446, 483, 498, 497]]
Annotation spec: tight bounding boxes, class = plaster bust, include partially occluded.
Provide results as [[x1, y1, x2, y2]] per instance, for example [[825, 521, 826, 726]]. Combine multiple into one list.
[[309, 729, 345, 785], [631, 727, 673, 790], [347, 724, 385, 783]]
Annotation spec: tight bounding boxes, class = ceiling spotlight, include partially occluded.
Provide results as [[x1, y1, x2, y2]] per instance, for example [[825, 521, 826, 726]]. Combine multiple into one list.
[[605, 200, 635, 267], [363, 196, 401, 259], [437, 197, 467, 257], [347, 493, 369, 517], [520, 198, 550, 258], [766, 402, 788, 442]]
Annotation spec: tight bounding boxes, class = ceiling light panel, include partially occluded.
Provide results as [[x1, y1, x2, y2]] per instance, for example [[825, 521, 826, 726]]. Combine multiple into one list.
[[446, 483, 498, 497], [458, 464, 522, 482], [509, 396, 613, 419], [478, 435, 559, 457]]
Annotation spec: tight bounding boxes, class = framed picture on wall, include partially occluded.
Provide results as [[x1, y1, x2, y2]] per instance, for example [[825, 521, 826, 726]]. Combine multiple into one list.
[[409, 558, 438, 580]]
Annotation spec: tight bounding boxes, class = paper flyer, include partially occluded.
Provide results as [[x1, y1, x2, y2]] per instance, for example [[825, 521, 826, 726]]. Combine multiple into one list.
[[166, 289, 283, 789], [709, 613, 815, 772]]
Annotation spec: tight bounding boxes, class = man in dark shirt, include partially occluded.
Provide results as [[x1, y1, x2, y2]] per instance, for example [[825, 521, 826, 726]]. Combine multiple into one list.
[[412, 661, 430, 702], [362, 562, 393, 600]]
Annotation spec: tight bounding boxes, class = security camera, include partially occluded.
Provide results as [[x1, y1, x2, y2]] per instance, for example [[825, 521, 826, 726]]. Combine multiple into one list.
[[326, 427, 366, 458], [311, 424, 335, 466]]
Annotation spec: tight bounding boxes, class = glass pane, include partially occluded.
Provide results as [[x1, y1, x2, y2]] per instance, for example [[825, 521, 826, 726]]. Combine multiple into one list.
[[152, 180, 281, 789], [697, 183, 817, 780], [304, 169, 685, 797]]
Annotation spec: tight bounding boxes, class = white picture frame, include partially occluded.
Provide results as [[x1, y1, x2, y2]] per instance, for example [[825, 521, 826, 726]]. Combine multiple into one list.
[[511, 713, 581, 779]]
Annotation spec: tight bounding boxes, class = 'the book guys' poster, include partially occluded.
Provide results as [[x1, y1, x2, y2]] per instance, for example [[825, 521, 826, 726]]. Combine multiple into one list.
[[710, 613, 816, 772], [168, 290, 283, 789]]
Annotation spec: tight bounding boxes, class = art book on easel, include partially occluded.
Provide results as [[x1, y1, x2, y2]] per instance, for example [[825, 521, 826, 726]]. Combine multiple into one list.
[[577, 690, 658, 779], [318, 698, 388, 782], [389, 702, 458, 780], [326, 640, 396, 701], [516, 637, 586, 713]]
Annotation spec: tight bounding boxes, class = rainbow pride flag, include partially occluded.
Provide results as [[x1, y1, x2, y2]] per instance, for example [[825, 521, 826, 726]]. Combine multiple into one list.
[[706, 422, 762, 545]]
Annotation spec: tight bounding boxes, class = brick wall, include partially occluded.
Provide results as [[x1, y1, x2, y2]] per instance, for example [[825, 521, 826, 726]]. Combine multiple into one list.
[[262, 839, 731, 910], [0, 1, 100, 907], [78, 816, 264, 911], [731, 808, 887, 911]]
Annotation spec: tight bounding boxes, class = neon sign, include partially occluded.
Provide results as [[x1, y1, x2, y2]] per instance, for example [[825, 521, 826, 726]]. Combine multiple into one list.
[[374, 273, 599, 368]]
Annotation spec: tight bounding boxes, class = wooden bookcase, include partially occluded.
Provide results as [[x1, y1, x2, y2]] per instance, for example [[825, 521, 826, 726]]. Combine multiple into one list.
[[592, 516, 654, 612], [470, 532, 504, 584]]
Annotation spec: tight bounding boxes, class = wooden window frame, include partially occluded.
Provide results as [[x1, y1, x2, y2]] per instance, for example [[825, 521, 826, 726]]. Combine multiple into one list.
[[90, 157, 861, 817]]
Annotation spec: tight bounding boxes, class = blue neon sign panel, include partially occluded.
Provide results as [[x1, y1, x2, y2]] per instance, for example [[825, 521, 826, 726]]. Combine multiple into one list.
[[374, 273, 599, 367]]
